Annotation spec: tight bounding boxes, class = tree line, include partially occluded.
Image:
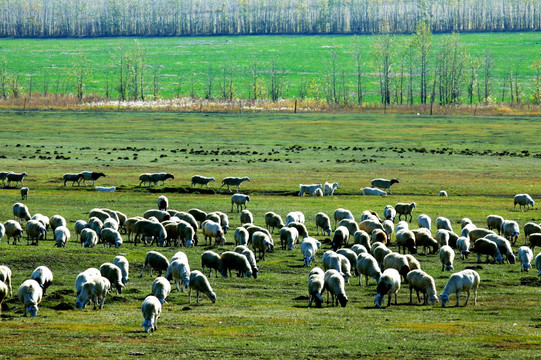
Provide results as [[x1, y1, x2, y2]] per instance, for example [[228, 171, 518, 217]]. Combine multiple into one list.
[[0, 0, 540, 38]]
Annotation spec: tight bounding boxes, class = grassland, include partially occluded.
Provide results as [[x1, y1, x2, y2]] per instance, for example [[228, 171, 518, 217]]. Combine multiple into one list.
[[0, 110, 540, 359]]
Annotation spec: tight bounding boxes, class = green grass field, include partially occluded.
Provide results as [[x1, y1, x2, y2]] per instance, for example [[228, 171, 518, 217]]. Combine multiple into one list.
[[1, 32, 540, 102], [0, 110, 540, 359]]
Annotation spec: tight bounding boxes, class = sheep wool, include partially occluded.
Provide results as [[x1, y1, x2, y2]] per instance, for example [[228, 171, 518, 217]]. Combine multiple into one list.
[[440, 269, 480, 307], [189, 270, 216, 304], [308, 267, 325, 308], [406, 269, 438, 305], [324, 269, 348, 307], [439, 245, 455, 271], [141, 295, 162, 333], [18, 279, 43, 317]]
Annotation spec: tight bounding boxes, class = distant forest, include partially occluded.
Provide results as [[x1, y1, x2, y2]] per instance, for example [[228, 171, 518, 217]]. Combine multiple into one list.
[[0, 0, 540, 38]]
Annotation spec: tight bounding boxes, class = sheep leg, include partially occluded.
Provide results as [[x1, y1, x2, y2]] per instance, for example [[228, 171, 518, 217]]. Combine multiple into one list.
[[196, 290, 201, 304], [455, 290, 462, 307]]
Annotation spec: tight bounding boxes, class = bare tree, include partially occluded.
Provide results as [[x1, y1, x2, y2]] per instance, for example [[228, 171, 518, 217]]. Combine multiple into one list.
[[371, 33, 395, 105], [71, 52, 87, 102], [483, 51, 494, 103]]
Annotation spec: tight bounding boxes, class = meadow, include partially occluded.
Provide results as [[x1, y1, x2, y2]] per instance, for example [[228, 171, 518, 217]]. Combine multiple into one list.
[[0, 110, 540, 359]]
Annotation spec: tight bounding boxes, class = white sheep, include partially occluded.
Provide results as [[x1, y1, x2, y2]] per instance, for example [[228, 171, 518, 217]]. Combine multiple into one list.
[[63, 173, 83, 186], [103, 217, 119, 231], [143, 209, 171, 222], [374, 268, 401, 308], [439, 245, 455, 271], [351, 244, 368, 256], [406, 269, 438, 305], [151, 277, 171, 304], [220, 251, 253, 278], [141, 295, 162, 333], [149, 172, 174, 186], [0, 222, 4, 243], [166, 256, 191, 292], [440, 269, 480, 307], [359, 219, 384, 235], [234, 245, 259, 279], [32, 213, 49, 234], [187, 208, 207, 226], [456, 236, 471, 260], [371, 178, 399, 194], [356, 253, 381, 286], [286, 211, 305, 226], [75, 268, 101, 296], [383, 252, 411, 282], [54, 226, 70, 247], [18, 279, 43, 317], [336, 248, 357, 276], [25, 220, 46, 246], [140, 251, 170, 278], [299, 183, 322, 196], [7, 172, 28, 187], [323, 182, 339, 196], [322, 251, 352, 284], [361, 210, 381, 222], [20, 186, 29, 200], [353, 230, 371, 252], [265, 212, 284, 233], [134, 219, 167, 246], [324, 269, 348, 307], [240, 209, 253, 225], [395, 202, 416, 223], [100, 262, 124, 295], [231, 193, 250, 212], [95, 186, 116, 192], [101, 228, 123, 248], [461, 223, 477, 239], [382, 220, 394, 241], [30, 265, 53, 296], [338, 219, 359, 238], [383, 205, 396, 222], [202, 250, 223, 278], [279, 226, 299, 250], [80, 171, 106, 186], [301, 237, 321, 266], [234, 226, 250, 246], [219, 176, 250, 192], [438, 190, 448, 197], [113, 255, 129, 285], [395, 229, 417, 254], [485, 233, 516, 264], [81, 228, 98, 248], [435, 229, 450, 247], [472, 238, 504, 263], [252, 231, 273, 260], [0, 280, 7, 313], [169, 211, 198, 232], [312, 188, 323, 196], [333, 208, 354, 228], [74, 220, 88, 242], [288, 221, 308, 239], [189, 270, 216, 304], [88, 217, 104, 239], [395, 220, 409, 233], [436, 216, 453, 231], [524, 222, 541, 245], [331, 226, 349, 251], [373, 243, 392, 269], [501, 220, 520, 244], [0, 265, 13, 297], [361, 187, 387, 196], [468, 228, 496, 243], [308, 267, 325, 308], [514, 193, 535, 212], [157, 195, 169, 211], [191, 175, 215, 189], [460, 218, 473, 229], [13, 202, 31, 224], [4, 220, 23, 244], [518, 246, 534, 272], [486, 215, 504, 235], [75, 276, 110, 310], [202, 220, 226, 246]]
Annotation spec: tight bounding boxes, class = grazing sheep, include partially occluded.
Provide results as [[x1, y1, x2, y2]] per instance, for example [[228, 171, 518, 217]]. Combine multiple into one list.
[[439, 245, 455, 271], [374, 268, 401, 308], [166, 257, 191, 292], [383, 252, 411, 283], [191, 175, 215, 188], [331, 226, 349, 251], [125, 216, 144, 242], [219, 176, 250, 193], [20, 186, 29, 200], [456, 236, 471, 260], [524, 222, 541, 245], [88, 217, 104, 240], [322, 182, 338, 196], [211, 211, 230, 234], [63, 173, 83, 186], [485, 234, 516, 264], [80, 171, 106, 186], [468, 228, 495, 242], [405, 255, 421, 272], [336, 248, 358, 275], [75, 276, 110, 310], [436, 217, 453, 231], [353, 230, 371, 252], [32, 213, 49, 232], [518, 246, 534, 272], [299, 183, 322, 196], [202, 220, 226, 246], [356, 253, 382, 286], [395, 202, 416, 223], [461, 223, 477, 239], [265, 212, 284, 233], [395, 221, 409, 234], [133, 219, 167, 246], [529, 234, 541, 252], [206, 212, 221, 224], [141, 295, 162, 333], [30, 266, 53, 296], [371, 228, 388, 246], [100, 262, 124, 295], [231, 193, 250, 212], [486, 215, 504, 235], [406, 269, 438, 305], [101, 228, 123, 248], [149, 172, 174, 186], [322, 251, 352, 284], [514, 193, 535, 212], [220, 251, 252, 278], [279, 226, 299, 250], [188, 208, 207, 226], [435, 229, 450, 247], [189, 270, 216, 304], [157, 195, 169, 211], [234, 245, 259, 279], [0, 170, 13, 186], [382, 220, 394, 241], [112, 256, 129, 285], [81, 228, 98, 248], [13, 202, 31, 224], [308, 267, 325, 308], [371, 178, 399, 194], [252, 231, 273, 260], [151, 277, 171, 304], [361, 187, 387, 196], [234, 226, 250, 246], [170, 211, 198, 233], [103, 218, 119, 232], [176, 220, 195, 248], [338, 219, 359, 238], [361, 210, 381, 222], [438, 190, 448, 197], [351, 244, 368, 256], [396, 229, 417, 254], [89, 208, 113, 224], [501, 220, 520, 244], [140, 251, 170, 278], [18, 279, 43, 317], [333, 208, 354, 228], [243, 224, 273, 244], [288, 221, 308, 239], [74, 220, 88, 242], [7, 172, 28, 187], [285, 211, 305, 226], [143, 209, 171, 223], [75, 268, 101, 297], [202, 250, 223, 278], [239, 209, 253, 225], [0, 222, 4, 243], [359, 220, 384, 237], [53, 226, 70, 247], [324, 269, 348, 307], [0, 280, 7, 313], [446, 229, 461, 248], [472, 238, 504, 264], [383, 205, 396, 222], [4, 220, 23, 244], [373, 243, 392, 269], [440, 269, 480, 307], [301, 237, 321, 267], [0, 265, 13, 297], [25, 220, 46, 246]]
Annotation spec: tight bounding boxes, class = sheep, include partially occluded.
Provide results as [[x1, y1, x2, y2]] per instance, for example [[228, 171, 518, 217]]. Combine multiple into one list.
[[75, 275, 110, 310], [456, 236, 471, 260], [201, 250, 223, 278], [25, 220, 46, 246], [322, 251, 352, 284], [0, 280, 7, 313], [138, 173, 152, 187], [101, 228, 122, 248], [371, 178, 399, 194], [286, 211, 305, 226], [20, 186, 29, 200], [7, 172, 28, 187], [265, 212, 284, 233], [395, 229, 417, 254], [0, 265, 13, 297], [211, 211, 229, 234], [54, 226, 70, 247], [75, 268, 101, 297], [63, 173, 83, 186], [382, 220, 394, 241], [395, 220, 409, 233], [395, 202, 416, 223], [32, 213, 49, 233], [383, 205, 396, 222], [435, 229, 450, 247], [405, 254, 421, 271], [440, 269, 480, 307], [279, 226, 299, 250], [4, 220, 23, 244], [501, 220, 520, 244], [169, 211, 198, 232], [324, 269, 348, 307], [361, 187, 387, 196], [353, 230, 371, 252], [301, 237, 321, 267], [88, 208, 113, 224], [0, 170, 13, 186], [439, 245, 455, 271], [373, 243, 392, 269], [524, 222, 541, 245], [436, 216, 453, 231], [461, 218, 473, 229], [361, 210, 381, 222], [74, 220, 88, 242], [371, 228, 388, 246], [103, 217, 119, 231], [30, 265, 53, 297], [231, 193, 250, 212], [311, 188, 323, 196], [517, 246, 534, 272], [234, 226, 250, 247], [461, 223, 477, 239], [96, 186, 116, 192], [446, 229, 461, 248], [406, 269, 438, 305], [88, 217, 104, 240], [133, 219, 167, 246], [331, 226, 349, 251], [287, 221, 308, 239], [322, 182, 338, 196], [333, 208, 354, 228], [359, 219, 384, 236], [338, 219, 359, 238], [355, 253, 381, 286], [149, 172, 174, 186], [143, 209, 171, 223], [472, 238, 504, 264], [485, 233, 516, 264], [383, 252, 411, 283], [18, 279, 43, 317], [351, 244, 368, 256], [234, 246, 259, 278], [252, 231, 273, 260], [141, 295, 162, 333], [299, 183, 322, 196], [219, 176, 250, 193], [308, 267, 325, 307], [536, 252, 541, 280], [79, 171, 106, 186], [220, 251, 253, 278], [206, 212, 221, 224], [243, 224, 273, 244], [100, 262, 124, 295], [151, 277, 171, 304], [438, 190, 448, 197], [514, 193, 535, 212], [13, 202, 31, 224], [112, 256, 129, 285], [188, 270, 216, 304], [202, 220, 226, 246], [140, 251, 170, 278], [485, 215, 504, 235], [166, 257, 191, 292], [468, 228, 495, 242], [374, 268, 401, 308], [157, 195, 169, 211], [529, 234, 541, 252], [239, 209, 253, 225], [191, 175, 216, 188], [81, 228, 98, 248], [188, 208, 207, 226], [176, 220, 196, 248]]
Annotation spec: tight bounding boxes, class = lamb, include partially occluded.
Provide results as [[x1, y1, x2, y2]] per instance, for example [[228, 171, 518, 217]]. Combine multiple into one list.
[[80, 171, 106, 186], [140, 251, 170, 277], [25, 220, 46, 246], [157, 195, 169, 211], [143, 209, 171, 222], [166, 256, 191, 292], [113, 255, 129, 285], [54, 226, 70, 247], [333, 208, 354, 228], [234, 226, 250, 246], [202, 220, 226, 246], [518, 246, 534, 272], [201, 250, 223, 278], [286, 211, 305, 226], [13, 202, 31, 224], [240, 209, 253, 225], [81, 228, 98, 248], [265, 212, 284, 233], [331, 226, 349, 251], [0, 170, 13, 186], [4, 220, 23, 244], [382, 220, 394, 241], [324, 269, 348, 307], [288, 221, 308, 239], [371, 178, 399, 194], [435, 229, 450, 247], [141, 295, 162, 333], [456, 236, 471, 260], [299, 183, 322, 196], [308, 267, 325, 307], [524, 222, 541, 244], [351, 244, 368, 256], [338, 219, 359, 237], [323, 182, 339, 196], [252, 231, 274, 260], [100, 262, 125, 295], [406, 269, 438, 305], [472, 238, 504, 263], [361, 187, 387, 196], [149, 172, 174, 186], [486, 215, 504, 234], [395, 229, 417, 254], [485, 233, 516, 264], [133, 219, 167, 246], [394, 202, 416, 222], [312, 188, 323, 196], [440, 269, 480, 307], [383, 252, 411, 283], [373, 243, 392, 268], [438, 190, 448, 197], [151, 277, 171, 304], [356, 253, 382, 286], [501, 219, 520, 244], [279, 226, 299, 250], [18, 279, 43, 317], [439, 245, 455, 271], [468, 228, 495, 242], [75, 276, 110, 310], [436, 216, 453, 231], [514, 193, 535, 212], [30, 265, 53, 296], [191, 175, 216, 188], [231, 193, 250, 212], [353, 230, 371, 252], [75, 268, 101, 296], [188, 208, 208, 226], [301, 237, 321, 266], [220, 251, 253, 278], [374, 268, 401, 308], [219, 176, 250, 192], [101, 228, 123, 248], [0, 265, 13, 297], [529, 234, 541, 252], [63, 173, 83, 186], [7, 172, 28, 187]]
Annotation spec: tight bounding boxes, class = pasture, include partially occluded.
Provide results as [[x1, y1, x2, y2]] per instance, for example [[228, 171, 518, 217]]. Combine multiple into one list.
[[0, 110, 540, 359]]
